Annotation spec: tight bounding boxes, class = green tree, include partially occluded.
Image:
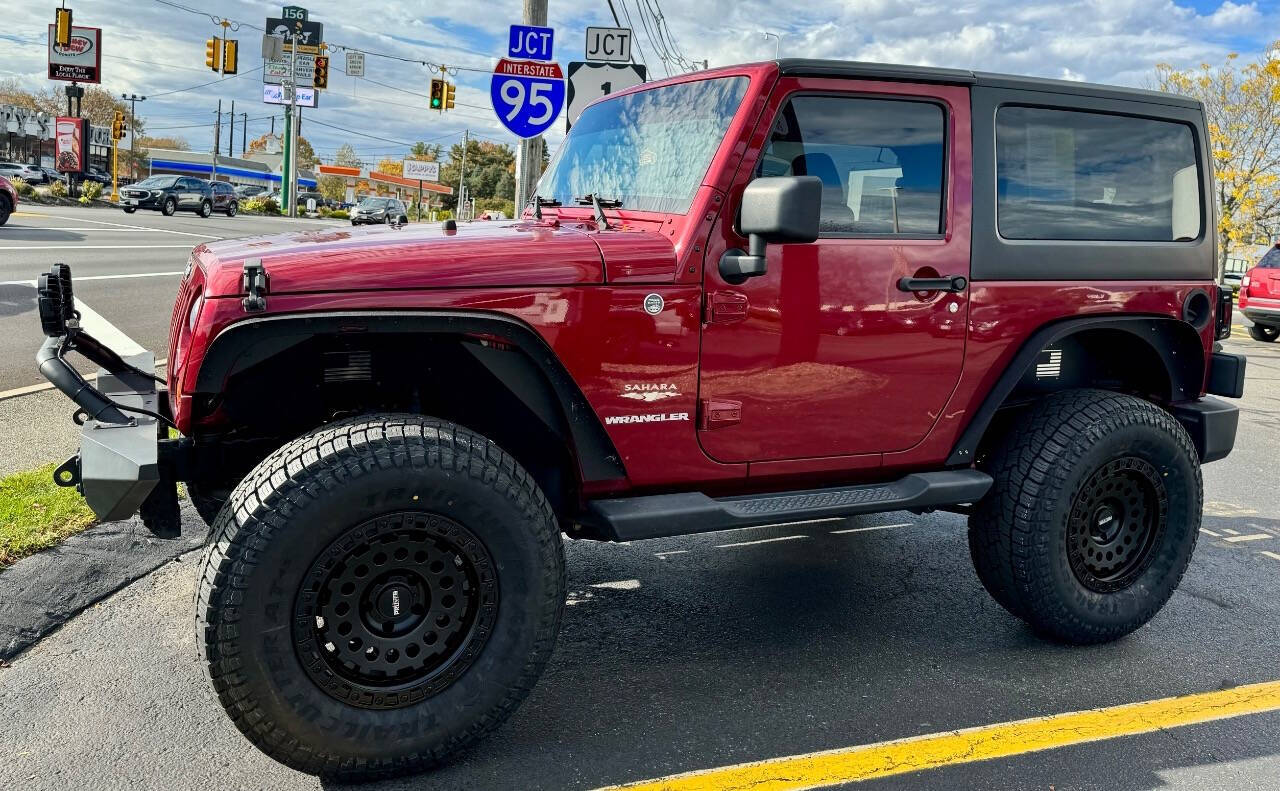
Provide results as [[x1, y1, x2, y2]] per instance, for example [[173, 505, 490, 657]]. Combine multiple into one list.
[[333, 143, 361, 168], [438, 139, 516, 210]]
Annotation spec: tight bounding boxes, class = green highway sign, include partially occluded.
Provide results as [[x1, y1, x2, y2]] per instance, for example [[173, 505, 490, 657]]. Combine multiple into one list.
[[282, 5, 308, 23]]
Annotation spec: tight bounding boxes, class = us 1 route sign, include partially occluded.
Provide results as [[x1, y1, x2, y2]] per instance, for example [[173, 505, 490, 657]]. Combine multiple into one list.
[[491, 25, 564, 139]]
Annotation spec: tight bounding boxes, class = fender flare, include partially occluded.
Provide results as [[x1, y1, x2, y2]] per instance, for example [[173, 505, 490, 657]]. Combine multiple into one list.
[[947, 314, 1205, 466], [193, 310, 626, 483]]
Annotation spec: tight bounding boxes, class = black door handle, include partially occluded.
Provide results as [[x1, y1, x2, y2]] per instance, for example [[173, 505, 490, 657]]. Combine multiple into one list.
[[897, 275, 968, 293]]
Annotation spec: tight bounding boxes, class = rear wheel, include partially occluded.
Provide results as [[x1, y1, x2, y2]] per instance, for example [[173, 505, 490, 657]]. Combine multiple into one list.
[[196, 415, 565, 780], [969, 389, 1201, 644], [1248, 324, 1279, 342]]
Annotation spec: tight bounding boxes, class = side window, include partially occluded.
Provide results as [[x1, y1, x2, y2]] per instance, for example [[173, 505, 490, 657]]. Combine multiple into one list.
[[996, 107, 1201, 242], [757, 95, 946, 235]]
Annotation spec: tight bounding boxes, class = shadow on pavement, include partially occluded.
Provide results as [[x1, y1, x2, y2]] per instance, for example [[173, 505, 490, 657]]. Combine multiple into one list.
[[0, 283, 35, 319]]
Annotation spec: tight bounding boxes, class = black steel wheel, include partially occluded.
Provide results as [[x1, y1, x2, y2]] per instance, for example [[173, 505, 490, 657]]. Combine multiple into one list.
[[296, 511, 498, 709], [969, 389, 1201, 644], [1065, 457, 1168, 593]]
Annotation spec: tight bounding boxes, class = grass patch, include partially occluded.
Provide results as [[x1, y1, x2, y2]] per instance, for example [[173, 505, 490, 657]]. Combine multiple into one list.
[[0, 464, 96, 569]]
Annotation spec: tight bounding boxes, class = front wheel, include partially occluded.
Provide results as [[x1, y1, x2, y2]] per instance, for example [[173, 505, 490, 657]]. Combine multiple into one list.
[[0, 194, 10, 226], [122, 207, 137, 214], [161, 197, 176, 216], [196, 415, 565, 780], [968, 389, 1201, 644], [1248, 324, 1279, 342], [226, 201, 238, 217]]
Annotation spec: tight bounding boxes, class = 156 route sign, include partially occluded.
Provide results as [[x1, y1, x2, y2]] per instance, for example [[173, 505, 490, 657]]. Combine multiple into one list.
[[490, 58, 564, 139]]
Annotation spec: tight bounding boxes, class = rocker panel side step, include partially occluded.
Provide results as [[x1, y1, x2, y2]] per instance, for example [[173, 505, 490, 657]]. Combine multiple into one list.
[[584, 470, 993, 542]]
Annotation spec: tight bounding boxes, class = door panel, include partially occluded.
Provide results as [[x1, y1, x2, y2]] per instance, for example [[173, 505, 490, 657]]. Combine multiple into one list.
[[697, 79, 972, 464]]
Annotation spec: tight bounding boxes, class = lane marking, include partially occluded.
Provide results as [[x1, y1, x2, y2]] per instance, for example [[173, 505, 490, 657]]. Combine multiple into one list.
[[831, 523, 914, 535], [590, 579, 641, 591], [1199, 528, 1221, 538], [72, 297, 146, 356], [1223, 534, 1272, 543], [1, 271, 185, 287], [655, 550, 689, 558], [0, 244, 197, 250], [0, 359, 167, 402], [1222, 528, 1241, 536], [595, 680, 1280, 791], [14, 227, 200, 233], [11, 211, 223, 239], [1260, 551, 1280, 561], [715, 535, 807, 549]]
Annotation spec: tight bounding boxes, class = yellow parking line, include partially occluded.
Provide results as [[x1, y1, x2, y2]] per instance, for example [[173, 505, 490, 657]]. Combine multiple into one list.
[[596, 680, 1280, 791]]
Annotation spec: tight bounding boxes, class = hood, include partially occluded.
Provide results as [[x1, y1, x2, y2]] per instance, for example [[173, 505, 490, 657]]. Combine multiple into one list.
[[196, 220, 612, 297]]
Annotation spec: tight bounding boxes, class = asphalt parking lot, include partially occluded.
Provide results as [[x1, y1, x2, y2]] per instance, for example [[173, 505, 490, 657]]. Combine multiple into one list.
[[0, 329, 1277, 789]]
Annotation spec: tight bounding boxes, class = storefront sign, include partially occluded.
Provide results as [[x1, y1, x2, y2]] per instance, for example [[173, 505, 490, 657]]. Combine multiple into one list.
[[48, 25, 102, 83]]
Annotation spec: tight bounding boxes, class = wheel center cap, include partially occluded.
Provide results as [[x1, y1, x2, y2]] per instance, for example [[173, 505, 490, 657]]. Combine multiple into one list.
[[376, 583, 414, 620], [1092, 505, 1122, 543]]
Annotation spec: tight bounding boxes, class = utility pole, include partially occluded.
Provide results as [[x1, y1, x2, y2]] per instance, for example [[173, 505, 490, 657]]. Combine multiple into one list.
[[241, 112, 247, 156], [121, 93, 145, 180], [513, 0, 547, 216], [212, 99, 221, 181], [457, 128, 469, 221], [228, 100, 235, 160], [283, 28, 300, 216]]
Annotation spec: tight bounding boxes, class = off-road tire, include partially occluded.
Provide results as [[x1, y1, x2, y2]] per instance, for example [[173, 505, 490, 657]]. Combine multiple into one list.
[[161, 197, 176, 216], [0, 194, 10, 226], [1248, 324, 1279, 342], [968, 389, 1201, 644], [198, 199, 213, 218], [195, 414, 565, 780]]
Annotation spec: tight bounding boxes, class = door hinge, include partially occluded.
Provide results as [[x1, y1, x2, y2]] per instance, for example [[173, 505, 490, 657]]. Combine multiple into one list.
[[705, 290, 748, 324], [699, 399, 742, 430]]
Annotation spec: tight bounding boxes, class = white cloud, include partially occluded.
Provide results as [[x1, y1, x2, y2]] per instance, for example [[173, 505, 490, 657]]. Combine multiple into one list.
[[1205, 1, 1260, 29]]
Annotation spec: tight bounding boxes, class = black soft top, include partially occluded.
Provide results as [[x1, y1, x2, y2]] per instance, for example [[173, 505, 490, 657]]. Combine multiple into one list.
[[775, 59, 1201, 109]]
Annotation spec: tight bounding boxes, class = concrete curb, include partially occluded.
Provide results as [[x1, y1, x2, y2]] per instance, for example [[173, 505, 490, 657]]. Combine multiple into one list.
[[0, 504, 208, 661]]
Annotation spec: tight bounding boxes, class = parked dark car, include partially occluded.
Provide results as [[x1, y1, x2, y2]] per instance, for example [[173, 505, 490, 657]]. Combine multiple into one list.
[[350, 196, 408, 225], [209, 181, 239, 217], [83, 168, 113, 186], [0, 175, 16, 225], [234, 184, 266, 199], [118, 174, 213, 216]]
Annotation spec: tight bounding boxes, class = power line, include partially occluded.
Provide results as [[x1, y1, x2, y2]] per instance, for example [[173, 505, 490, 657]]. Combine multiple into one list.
[[147, 66, 263, 98]]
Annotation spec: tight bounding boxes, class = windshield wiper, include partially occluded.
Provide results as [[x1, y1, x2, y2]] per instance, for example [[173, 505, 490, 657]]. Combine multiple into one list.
[[574, 193, 621, 229]]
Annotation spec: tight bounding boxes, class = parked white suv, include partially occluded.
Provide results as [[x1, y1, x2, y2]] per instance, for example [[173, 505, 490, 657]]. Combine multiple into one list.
[[0, 161, 46, 184]]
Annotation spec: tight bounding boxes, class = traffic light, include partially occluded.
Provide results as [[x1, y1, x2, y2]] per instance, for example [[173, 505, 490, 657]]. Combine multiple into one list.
[[313, 56, 329, 89], [55, 7, 73, 48], [429, 78, 444, 110], [444, 82, 456, 111], [111, 111, 124, 141], [205, 38, 221, 71], [222, 39, 238, 75]]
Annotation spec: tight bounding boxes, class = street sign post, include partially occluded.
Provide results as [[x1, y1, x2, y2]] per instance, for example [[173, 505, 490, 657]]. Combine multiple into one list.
[[584, 27, 631, 63], [345, 51, 364, 78], [264, 53, 314, 83], [565, 61, 646, 129], [47, 24, 101, 83], [263, 83, 317, 107], [491, 59, 565, 139]]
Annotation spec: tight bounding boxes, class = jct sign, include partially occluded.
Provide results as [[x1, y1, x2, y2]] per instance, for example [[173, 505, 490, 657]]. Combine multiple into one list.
[[47, 24, 102, 83]]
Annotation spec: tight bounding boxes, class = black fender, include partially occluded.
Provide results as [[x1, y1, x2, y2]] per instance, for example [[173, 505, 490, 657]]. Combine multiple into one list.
[[193, 310, 625, 483], [947, 315, 1206, 466]]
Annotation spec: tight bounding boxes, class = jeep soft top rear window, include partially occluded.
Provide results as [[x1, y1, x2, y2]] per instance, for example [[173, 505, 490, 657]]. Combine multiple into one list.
[[996, 107, 1201, 242], [536, 76, 749, 214]]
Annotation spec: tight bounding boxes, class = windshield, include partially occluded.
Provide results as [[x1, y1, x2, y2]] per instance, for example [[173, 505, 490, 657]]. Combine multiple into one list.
[[134, 176, 177, 188], [536, 76, 749, 214], [358, 198, 390, 208]]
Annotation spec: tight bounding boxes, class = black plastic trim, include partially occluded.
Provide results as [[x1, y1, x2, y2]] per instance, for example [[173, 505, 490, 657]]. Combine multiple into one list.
[[1206, 352, 1246, 399], [193, 310, 626, 483], [970, 88, 1215, 281], [36, 336, 131, 425], [947, 315, 1207, 466], [1171, 396, 1238, 463], [583, 470, 993, 542]]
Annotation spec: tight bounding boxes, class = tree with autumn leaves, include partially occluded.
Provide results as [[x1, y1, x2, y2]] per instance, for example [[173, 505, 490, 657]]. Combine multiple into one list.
[[1155, 45, 1280, 270]]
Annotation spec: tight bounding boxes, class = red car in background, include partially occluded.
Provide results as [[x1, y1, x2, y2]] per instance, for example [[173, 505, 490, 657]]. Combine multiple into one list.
[[1239, 243, 1280, 342], [0, 175, 16, 226]]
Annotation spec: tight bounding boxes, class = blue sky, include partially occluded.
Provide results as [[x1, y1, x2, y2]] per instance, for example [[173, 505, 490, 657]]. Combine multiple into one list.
[[2, 0, 1277, 164]]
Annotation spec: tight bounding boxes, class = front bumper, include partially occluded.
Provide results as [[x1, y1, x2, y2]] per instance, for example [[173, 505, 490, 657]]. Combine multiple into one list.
[[351, 213, 387, 224]]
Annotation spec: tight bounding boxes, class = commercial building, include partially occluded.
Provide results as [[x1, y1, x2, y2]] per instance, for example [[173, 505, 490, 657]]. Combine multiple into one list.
[[146, 148, 316, 190], [314, 163, 453, 206]]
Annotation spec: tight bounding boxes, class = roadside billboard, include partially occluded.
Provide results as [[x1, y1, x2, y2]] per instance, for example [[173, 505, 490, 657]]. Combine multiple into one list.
[[47, 24, 102, 83]]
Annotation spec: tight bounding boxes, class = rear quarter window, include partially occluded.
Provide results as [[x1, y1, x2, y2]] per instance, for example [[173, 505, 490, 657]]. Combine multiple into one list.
[[996, 107, 1201, 242]]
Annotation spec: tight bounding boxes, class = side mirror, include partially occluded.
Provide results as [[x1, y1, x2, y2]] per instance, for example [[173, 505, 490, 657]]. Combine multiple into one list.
[[719, 176, 822, 283]]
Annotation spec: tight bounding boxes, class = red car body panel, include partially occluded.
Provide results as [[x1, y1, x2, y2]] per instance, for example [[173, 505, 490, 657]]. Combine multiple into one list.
[[168, 61, 1222, 501]]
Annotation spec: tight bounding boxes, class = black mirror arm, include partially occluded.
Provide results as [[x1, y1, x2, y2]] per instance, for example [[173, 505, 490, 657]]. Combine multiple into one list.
[[718, 233, 769, 284]]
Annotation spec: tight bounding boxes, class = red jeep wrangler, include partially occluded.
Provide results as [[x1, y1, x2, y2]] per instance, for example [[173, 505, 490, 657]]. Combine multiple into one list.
[[35, 59, 1245, 779]]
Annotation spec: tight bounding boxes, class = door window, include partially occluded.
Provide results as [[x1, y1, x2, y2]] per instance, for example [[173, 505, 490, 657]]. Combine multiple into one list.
[[756, 95, 946, 235]]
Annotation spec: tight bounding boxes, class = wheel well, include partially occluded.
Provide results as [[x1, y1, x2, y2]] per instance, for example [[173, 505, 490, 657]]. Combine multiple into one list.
[[951, 316, 1206, 466], [187, 327, 609, 521]]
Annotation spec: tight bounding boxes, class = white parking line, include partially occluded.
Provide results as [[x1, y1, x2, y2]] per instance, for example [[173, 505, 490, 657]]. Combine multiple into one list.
[[16, 212, 222, 239], [830, 522, 914, 535], [715, 535, 808, 549], [1224, 534, 1272, 543], [75, 297, 145, 356], [1200, 528, 1221, 538], [1260, 551, 1280, 561], [0, 271, 185, 287], [0, 244, 197, 250], [590, 579, 641, 591], [1222, 528, 1241, 536]]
